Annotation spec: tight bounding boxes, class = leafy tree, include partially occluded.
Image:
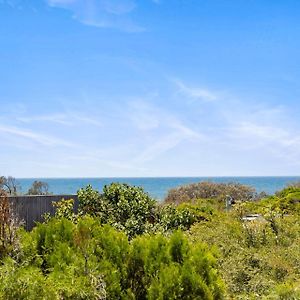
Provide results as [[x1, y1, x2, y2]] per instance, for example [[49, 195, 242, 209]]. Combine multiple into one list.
[[78, 183, 156, 238], [77, 183, 217, 237], [0, 176, 19, 195], [77, 185, 111, 222], [27, 181, 50, 195], [165, 181, 258, 205]]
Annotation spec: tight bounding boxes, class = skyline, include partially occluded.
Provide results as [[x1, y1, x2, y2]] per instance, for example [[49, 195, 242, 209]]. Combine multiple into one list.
[[1, 0, 300, 177]]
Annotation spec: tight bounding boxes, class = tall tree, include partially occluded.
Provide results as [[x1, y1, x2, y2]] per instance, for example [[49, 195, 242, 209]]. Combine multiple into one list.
[[27, 181, 50, 195], [0, 176, 19, 195]]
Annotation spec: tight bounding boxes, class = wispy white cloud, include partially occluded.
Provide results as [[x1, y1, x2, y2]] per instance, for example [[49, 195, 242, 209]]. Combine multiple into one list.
[[17, 112, 102, 127], [230, 121, 288, 141], [126, 99, 203, 163], [169, 119, 202, 139], [171, 78, 300, 168], [127, 100, 160, 131], [0, 0, 39, 11], [2, 75, 300, 176], [216, 100, 300, 165], [228, 120, 300, 160], [71, 113, 102, 126], [127, 99, 203, 135], [18, 114, 73, 126], [0, 0, 21, 8], [173, 79, 217, 102], [134, 129, 202, 163], [0, 124, 74, 147], [226, 121, 283, 150], [46, 0, 145, 32], [134, 132, 185, 163]]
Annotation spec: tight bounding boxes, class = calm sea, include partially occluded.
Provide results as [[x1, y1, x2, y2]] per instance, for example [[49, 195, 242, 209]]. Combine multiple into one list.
[[17, 177, 300, 200]]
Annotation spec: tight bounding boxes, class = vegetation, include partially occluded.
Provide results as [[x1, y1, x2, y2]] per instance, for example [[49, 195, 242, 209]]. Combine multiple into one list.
[[0, 190, 22, 259], [77, 183, 156, 238], [1, 180, 300, 299], [0, 217, 224, 299], [0, 176, 51, 196], [188, 185, 300, 299], [164, 181, 261, 205], [0, 176, 19, 195], [27, 180, 50, 195]]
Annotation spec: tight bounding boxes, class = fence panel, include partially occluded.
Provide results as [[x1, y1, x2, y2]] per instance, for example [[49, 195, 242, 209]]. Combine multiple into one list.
[[8, 195, 78, 230]]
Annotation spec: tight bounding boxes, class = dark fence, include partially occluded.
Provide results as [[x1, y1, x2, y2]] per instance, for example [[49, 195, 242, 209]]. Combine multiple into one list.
[[8, 195, 78, 231]]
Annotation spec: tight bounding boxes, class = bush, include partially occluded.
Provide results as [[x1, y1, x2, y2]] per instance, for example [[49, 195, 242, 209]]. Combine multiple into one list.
[[52, 198, 77, 222], [77, 185, 105, 217], [77, 183, 216, 236], [0, 190, 22, 258], [243, 186, 300, 217], [0, 259, 57, 300], [0, 217, 224, 299], [27, 181, 50, 195], [188, 203, 300, 299], [78, 183, 156, 238], [153, 201, 213, 233], [165, 181, 257, 205]]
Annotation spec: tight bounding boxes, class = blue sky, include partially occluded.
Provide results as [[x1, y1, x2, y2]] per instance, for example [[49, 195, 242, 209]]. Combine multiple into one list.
[[0, 0, 300, 177]]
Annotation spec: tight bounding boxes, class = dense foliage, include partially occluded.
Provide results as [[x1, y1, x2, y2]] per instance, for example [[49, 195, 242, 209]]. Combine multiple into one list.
[[164, 181, 260, 205], [77, 183, 202, 237], [77, 183, 156, 238], [189, 185, 300, 299], [0, 217, 224, 299], [2, 180, 300, 299]]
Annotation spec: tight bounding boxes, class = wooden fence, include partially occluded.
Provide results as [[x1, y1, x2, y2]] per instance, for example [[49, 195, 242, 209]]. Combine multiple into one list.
[[8, 195, 78, 230]]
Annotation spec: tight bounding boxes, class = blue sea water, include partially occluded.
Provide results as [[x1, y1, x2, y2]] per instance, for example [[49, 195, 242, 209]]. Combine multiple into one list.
[[17, 177, 300, 200]]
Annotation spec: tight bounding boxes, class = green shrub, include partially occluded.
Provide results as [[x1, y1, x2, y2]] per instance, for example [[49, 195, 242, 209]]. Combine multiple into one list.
[[165, 181, 257, 205], [189, 205, 300, 299], [78, 183, 156, 238], [77, 185, 107, 218], [0, 217, 224, 299], [53, 198, 76, 222], [0, 259, 57, 300]]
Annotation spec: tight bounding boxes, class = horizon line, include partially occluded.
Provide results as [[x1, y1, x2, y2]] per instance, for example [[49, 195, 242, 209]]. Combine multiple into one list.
[[15, 175, 300, 179]]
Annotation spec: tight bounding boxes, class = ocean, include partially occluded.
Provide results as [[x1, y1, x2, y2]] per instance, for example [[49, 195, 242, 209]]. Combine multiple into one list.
[[17, 177, 300, 200]]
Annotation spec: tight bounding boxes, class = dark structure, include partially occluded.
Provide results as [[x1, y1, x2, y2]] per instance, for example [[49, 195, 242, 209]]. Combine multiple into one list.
[[8, 195, 78, 230]]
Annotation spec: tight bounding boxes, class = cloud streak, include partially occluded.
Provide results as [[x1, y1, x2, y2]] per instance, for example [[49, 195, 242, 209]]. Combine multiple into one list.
[[173, 79, 217, 102], [46, 0, 145, 32], [0, 124, 74, 147], [134, 129, 201, 163], [17, 112, 102, 127], [171, 77, 300, 169], [125, 99, 203, 163]]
